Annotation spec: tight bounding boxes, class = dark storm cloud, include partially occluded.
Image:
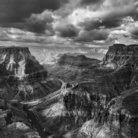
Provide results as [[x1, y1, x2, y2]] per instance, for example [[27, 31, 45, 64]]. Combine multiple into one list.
[[0, 0, 68, 24], [0, 0, 137, 45], [78, 3, 137, 31], [79, 18, 121, 31], [55, 24, 80, 38], [75, 29, 109, 42], [25, 20, 52, 34], [25, 11, 54, 34]]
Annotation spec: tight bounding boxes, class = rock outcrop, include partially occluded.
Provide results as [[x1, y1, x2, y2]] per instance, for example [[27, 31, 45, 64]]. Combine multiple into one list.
[[0, 46, 63, 138], [0, 46, 45, 80], [31, 44, 138, 138], [0, 46, 62, 101], [1, 44, 138, 138], [32, 59, 134, 138], [103, 44, 138, 69]]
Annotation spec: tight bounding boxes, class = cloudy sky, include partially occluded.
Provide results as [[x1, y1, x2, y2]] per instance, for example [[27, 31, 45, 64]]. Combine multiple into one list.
[[0, 0, 138, 50]]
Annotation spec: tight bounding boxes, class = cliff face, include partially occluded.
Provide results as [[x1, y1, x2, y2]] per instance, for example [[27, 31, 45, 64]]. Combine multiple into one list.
[[0, 46, 64, 138], [31, 44, 138, 138], [1, 44, 138, 138], [0, 46, 44, 80], [103, 44, 138, 69], [0, 46, 62, 102], [33, 61, 134, 138]]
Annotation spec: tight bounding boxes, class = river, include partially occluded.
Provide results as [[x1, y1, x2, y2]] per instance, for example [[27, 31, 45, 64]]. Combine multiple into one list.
[[21, 79, 67, 138]]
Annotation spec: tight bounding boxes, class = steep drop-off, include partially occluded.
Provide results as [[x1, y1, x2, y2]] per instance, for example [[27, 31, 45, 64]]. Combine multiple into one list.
[[0, 46, 61, 101], [0, 46, 45, 79], [32, 44, 138, 138], [0, 46, 62, 138], [103, 44, 138, 69], [33, 63, 133, 138], [1, 44, 138, 138]]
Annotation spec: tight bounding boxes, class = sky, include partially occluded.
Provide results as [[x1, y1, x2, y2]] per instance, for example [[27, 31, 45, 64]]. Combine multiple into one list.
[[0, 0, 138, 59]]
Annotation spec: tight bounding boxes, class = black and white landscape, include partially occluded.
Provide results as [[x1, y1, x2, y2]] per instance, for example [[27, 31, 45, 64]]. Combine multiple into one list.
[[0, 0, 138, 138]]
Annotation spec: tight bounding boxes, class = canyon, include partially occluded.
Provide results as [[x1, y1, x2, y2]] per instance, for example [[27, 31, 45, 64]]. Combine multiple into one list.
[[0, 44, 138, 138]]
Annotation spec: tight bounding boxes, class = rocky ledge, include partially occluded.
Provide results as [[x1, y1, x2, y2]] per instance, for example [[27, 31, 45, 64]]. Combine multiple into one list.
[[0, 46, 46, 80], [103, 44, 138, 69]]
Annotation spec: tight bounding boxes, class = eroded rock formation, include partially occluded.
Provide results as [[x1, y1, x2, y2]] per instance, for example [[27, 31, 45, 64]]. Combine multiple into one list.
[[1, 44, 138, 138], [103, 44, 138, 69], [32, 44, 138, 138], [0, 46, 45, 80]]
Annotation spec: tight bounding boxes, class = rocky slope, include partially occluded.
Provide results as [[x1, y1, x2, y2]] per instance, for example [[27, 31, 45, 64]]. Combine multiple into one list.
[[103, 44, 138, 69], [0, 46, 45, 79], [1, 44, 138, 138], [31, 44, 138, 138], [32, 63, 132, 138], [45, 54, 113, 83], [0, 46, 62, 101], [0, 46, 62, 138]]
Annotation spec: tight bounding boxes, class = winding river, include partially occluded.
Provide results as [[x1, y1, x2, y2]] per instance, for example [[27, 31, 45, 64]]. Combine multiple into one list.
[[21, 79, 67, 138]]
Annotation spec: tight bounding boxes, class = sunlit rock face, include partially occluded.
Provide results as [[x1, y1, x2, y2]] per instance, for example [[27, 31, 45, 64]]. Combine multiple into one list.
[[0, 46, 62, 101], [0, 47, 63, 138], [103, 44, 138, 69], [0, 46, 45, 80]]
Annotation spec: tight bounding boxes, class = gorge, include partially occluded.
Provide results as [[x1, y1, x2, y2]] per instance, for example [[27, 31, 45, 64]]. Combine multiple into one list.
[[0, 44, 138, 138]]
